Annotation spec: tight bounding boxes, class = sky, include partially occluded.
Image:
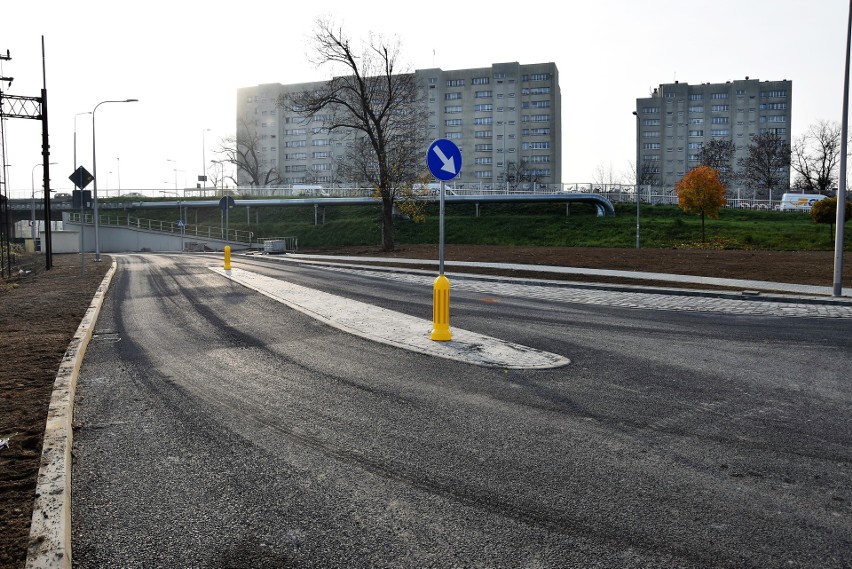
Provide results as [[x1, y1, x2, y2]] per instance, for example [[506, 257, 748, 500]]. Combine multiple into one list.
[[0, 0, 849, 198]]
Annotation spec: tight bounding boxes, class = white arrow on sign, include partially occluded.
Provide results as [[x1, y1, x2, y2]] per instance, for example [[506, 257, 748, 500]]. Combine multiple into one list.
[[432, 144, 457, 175]]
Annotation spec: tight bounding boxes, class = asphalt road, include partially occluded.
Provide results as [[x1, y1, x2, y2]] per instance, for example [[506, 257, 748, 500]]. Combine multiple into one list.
[[71, 253, 852, 568]]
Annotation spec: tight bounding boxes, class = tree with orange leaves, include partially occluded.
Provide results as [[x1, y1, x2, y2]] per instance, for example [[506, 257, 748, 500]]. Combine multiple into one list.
[[675, 165, 728, 242]]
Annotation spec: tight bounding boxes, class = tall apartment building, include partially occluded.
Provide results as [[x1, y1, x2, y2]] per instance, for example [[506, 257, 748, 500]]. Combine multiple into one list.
[[635, 78, 792, 191], [236, 62, 561, 187]]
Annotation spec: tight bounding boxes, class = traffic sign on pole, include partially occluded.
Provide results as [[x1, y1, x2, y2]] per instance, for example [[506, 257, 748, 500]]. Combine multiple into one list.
[[426, 139, 462, 342], [69, 166, 94, 190], [427, 139, 462, 181]]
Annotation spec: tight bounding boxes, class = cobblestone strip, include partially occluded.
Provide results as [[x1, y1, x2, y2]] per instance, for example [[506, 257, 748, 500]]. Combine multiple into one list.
[[316, 266, 852, 319]]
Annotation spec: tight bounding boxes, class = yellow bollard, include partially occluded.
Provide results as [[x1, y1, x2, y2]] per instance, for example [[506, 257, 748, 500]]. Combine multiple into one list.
[[224, 245, 231, 270], [430, 274, 452, 341]]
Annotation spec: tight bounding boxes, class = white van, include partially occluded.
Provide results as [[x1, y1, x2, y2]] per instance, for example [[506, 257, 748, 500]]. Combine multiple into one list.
[[779, 193, 826, 211]]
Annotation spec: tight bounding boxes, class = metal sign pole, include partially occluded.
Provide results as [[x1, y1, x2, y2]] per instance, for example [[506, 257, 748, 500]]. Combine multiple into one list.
[[439, 180, 445, 275]]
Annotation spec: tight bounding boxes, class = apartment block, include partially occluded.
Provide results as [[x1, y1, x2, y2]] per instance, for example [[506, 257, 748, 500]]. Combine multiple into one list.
[[236, 62, 561, 187], [635, 78, 792, 191]]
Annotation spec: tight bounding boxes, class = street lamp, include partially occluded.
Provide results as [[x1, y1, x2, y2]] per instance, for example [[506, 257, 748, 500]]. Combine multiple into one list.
[[202, 128, 211, 188], [93, 98, 138, 262], [211, 159, 225, 191], [632, 110, 641, 249], [31, 162, 58, 241], [166, 158, 177, 190], [74, 111, 92, 271]]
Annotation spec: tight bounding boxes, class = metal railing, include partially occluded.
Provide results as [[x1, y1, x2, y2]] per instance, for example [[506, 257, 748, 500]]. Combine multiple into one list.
[[67, 212, 255, 244]]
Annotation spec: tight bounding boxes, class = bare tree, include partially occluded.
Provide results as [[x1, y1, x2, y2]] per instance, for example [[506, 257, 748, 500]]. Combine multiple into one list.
[[280, 19, 429, 251], [628, 159, 661, 188], [498, 159, 546, 190], [592, 162, 623, 189], [738, 132, 791, 200], [791, 120, 841, 195], [216, 116, 281, 188], [698, 139, 735, 187]]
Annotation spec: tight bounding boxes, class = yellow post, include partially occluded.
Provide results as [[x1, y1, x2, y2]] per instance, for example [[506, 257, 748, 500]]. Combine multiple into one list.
[[224, 245, 231, 270], [430, 274, 452, 341]]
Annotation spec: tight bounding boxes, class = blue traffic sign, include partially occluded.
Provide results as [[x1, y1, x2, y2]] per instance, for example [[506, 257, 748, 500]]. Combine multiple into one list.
[[427, 139, 462, 181]]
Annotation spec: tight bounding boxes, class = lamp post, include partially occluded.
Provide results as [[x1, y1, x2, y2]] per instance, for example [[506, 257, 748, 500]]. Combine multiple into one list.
[[116, 157, 121, 196], [74, 111, 91, 270], [92, 98, 138, 261], [202, 128, 211, 188], [834, 0, 852, 297], [211, 159, 225, 191], [31, 162, 58, 241], [632, 110, 641, 248], [166, 158, 177, 190]]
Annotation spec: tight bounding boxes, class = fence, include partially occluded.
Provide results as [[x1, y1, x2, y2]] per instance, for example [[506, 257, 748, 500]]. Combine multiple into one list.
[[68, 212, 255, 244]]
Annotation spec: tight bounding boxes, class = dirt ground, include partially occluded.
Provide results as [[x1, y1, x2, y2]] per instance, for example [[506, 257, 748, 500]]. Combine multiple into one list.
[[1, 246, 850, 568]]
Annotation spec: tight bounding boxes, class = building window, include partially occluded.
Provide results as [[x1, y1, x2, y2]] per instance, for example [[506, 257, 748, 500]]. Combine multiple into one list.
[[474, 157, 493, 165], [311, 139, 330, 146], [643, 119, 660, 126], [284, 140, 306, 148], [711, 104, 729, 112], [688, 130, 704, 137], [760, 90, 787, 98], [688, 142, 703, 149], [527, 100, 550, 108], [690, 118, 704, 125], [642, 131, 660, 138], [445, 119, 462, 126], [474, 130, 493, 138], [475, 90, 492, 98], [688, 93, 703, 101], [760, 102, 787, 110], [474, 117, 493, 125], [643, 107, 660, 114], [444, 92, 462, 100], [767, 115, 786, 123], [474, 170, 493, 178], [445, 132, 462, 139], [688, 106, 703, 113], [524, 128, 550, 136], [711, 92, 729, 100], [711, 117, 729, 124], [643, 143, 660, 150], [710, 129, 730, 137], [475, 144, 493, 151], [523, 114, 549, 122], [529, 155, 550, 163], [472, 77, 490, 85], [285, 152, 306, 160], [522, 142, 550, 149], [285, 128, 306, 136], [523, 87, 551, 95], [312, 151, 331, 159], [474, 104, 494, 112], [446, 79, 465, 87], [445, 106, 463, 113], [313, 163, 332, 172]]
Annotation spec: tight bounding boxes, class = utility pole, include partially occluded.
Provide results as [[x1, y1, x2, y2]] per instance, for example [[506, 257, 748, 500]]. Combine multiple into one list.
[[0, 40, 53, 270]]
